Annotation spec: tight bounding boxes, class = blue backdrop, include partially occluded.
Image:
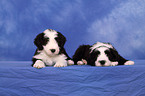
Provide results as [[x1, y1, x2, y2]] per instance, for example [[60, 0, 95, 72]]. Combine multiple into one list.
[[0, 0, 145, 61]]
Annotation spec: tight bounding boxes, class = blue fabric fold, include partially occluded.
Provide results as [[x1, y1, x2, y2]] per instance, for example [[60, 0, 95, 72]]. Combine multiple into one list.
[[0, 60, 145, 96]]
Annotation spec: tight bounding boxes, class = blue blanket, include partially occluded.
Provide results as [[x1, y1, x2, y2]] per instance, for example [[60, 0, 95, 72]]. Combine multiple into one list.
[[0, 60, 145, 96]]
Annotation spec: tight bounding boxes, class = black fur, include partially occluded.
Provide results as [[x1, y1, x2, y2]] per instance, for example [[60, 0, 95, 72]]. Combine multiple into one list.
[[89, 50, 100, 66], [55, 32, 71, 60], [72, 45, 91, 64], [105, 48, 127, 65], [32, 33, 49, 66], [32, 49, 42, 66], [55, 32, 66, 48], [34, 33, 48, 50]]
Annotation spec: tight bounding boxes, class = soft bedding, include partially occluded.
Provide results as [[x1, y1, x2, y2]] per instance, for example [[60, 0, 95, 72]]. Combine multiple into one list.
[[0, 60, 145, 96]]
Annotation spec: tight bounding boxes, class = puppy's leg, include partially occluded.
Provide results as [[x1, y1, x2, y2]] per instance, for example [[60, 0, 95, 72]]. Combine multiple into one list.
[[54, 61, 67, 67], [82, 59, 87, 65], [109, 48, 133, 65], [124, 61, 134, 65], [59, 47, 74, 65], [67, 60, 74, 65], [73, 45, 91, 65], [54, 55, 67, 67], [118, 55, 134, 65], [33, 60, 45, 68], [111, 49, 133, 65], [111, 61, 118, 66], [77, 61, 84, 65]]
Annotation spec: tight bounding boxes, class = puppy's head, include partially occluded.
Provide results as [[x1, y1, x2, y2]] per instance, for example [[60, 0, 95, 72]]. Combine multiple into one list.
[[34, 29, 66, 56], [90, 42, 118, 66]]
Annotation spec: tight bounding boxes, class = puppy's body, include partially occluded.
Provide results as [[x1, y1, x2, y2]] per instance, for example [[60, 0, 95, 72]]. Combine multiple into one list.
[[73, 42, 134, 66], [32, 29, 74, 68]]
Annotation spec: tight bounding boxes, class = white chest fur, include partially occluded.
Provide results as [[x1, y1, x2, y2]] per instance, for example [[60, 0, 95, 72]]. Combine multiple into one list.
[[33, 50, 67, 67]]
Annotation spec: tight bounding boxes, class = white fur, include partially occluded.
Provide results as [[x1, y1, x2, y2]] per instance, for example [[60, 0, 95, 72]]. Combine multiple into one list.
[[77, 61, 84, 65], [33, 50, 67, 68], [90, 42, 113, 52], [77, 59, 87, 65], [67, 60, 74, 65], [94, 47, 113, 66], [90, 42, 134, 66], [111, 62, 118, 66], [43, 29, 60, 56], [53, 54, 68, 67], [33, 60, 45, 68], [124, 61, 134, 65], [82, 59, 87, 65], [33, 29, 69, 68]]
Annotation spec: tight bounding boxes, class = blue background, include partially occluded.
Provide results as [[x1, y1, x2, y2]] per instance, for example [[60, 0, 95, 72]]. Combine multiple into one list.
[[0, 0, 145, 61]]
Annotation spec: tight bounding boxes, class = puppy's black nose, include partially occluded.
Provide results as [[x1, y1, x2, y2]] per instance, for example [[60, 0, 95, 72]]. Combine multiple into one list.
[[99, 60, 106, 65], [50, 49, 56, 53]]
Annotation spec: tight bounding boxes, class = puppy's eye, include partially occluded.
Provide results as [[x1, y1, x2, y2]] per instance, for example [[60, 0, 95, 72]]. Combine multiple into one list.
[[45, 37, 49, 40], [43, 37, 49, 44], [105, 50, 110, 55], [44, 37, 49, 41], [96, 50, 100, 54]]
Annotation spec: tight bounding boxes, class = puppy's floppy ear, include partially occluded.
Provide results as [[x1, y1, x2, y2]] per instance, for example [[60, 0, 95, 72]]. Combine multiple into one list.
[[90, 50, 99, 60], [89, 50, 100, 65], [56, 32, 66, 47], [109, 48, 119, 61], [34, 33, 46, 50]]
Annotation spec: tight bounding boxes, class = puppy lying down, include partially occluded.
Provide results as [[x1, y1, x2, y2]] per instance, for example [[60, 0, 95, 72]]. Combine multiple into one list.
[[73, 42, 134, 66]]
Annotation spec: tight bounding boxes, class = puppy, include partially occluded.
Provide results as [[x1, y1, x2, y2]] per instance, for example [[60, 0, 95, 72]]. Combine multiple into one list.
[[73, 42, 134, 66], [32, 29, 74, 68]]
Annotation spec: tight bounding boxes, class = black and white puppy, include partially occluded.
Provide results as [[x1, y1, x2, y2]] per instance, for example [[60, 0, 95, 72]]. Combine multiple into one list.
[[32, 29, 74, 68], [73, 42, 134, 66]]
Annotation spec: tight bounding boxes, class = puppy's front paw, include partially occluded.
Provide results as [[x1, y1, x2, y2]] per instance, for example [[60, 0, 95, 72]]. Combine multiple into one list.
[[67, 60, 74, 65], [124, 61, 134, 65], [33, 60, 45, 69], [77, 61, 84, 65], [82, 59, 87, 65], [54, 63, 67, 67], [111, 62, 118, 66]]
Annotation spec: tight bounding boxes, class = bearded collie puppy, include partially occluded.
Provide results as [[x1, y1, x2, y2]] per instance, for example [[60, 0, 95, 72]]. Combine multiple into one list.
[[73, 42, 134, 66], [32, 29, 74, 68]]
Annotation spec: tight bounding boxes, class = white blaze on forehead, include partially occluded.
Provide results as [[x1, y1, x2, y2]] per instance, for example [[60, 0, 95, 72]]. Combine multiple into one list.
[[43, 29, 58, 38], [97, 47, 108, 53], [96, 47, 109, 58], [91, 42, 113, 51], [42, 29, 60, 55], [95, 47, 112, 66]]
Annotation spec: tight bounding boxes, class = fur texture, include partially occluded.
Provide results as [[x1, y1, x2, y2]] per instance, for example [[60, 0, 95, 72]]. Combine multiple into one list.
[[73, 42, 134, 66], [32, 29, 74, 68]]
